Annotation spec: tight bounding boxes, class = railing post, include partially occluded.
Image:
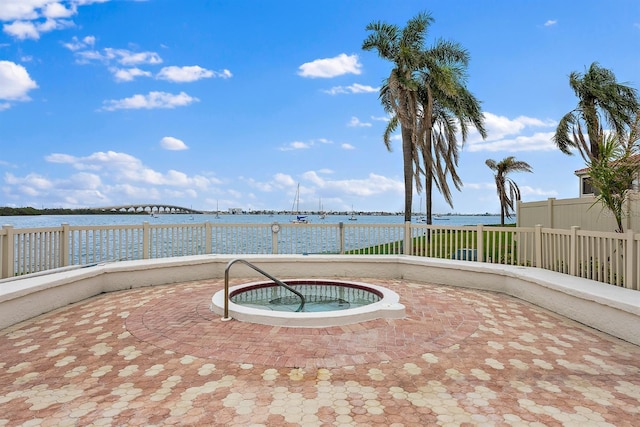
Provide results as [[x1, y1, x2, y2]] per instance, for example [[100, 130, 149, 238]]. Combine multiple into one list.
[[339, 222, 345, 254], [534, 224, 542, 268], [1, 225, 14, 278], [625, 229, 637, 290], [476, 224, 484, 262], [271, 223, 279, 254], [403, 221, 411, 255], [142, 222, 150, 259], [205, 222, 212, 254], [61, 223, 70, 267], [570, 226, 580, 276]]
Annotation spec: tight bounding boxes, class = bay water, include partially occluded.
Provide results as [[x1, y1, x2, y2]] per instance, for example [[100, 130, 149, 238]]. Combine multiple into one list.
[[1, 213, 511, 229]]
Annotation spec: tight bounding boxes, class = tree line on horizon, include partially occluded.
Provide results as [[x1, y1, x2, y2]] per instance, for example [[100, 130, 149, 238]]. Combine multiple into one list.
[[0, 207, 150, 216], [362, 11, 639, 229]]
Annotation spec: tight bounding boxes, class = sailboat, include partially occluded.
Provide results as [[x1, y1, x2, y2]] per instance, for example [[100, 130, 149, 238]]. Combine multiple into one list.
[[215, 200, 220, 219], [290, 184, 309, 224], [318, 198, 326, 219], [348, 205, 357, 221]]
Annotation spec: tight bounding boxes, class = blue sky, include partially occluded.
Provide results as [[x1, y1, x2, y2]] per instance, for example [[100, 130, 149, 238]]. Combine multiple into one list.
[[1, 0, 639, 214]]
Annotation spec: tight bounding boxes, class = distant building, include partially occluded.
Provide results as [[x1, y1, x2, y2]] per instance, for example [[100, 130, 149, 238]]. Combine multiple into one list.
[[574, 154, 640, 197], [228, 208, 243, 215]]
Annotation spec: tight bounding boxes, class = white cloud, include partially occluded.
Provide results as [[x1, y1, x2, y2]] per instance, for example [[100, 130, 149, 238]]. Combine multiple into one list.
[[0, 1, 43, 21], [43, 2, 74, 19], [301, 171, 403, 196], [468, 131, 557, 152], [3, 21, 39, 39], [0, 61, 38, 105], [323, 83, 378, 95], [544, 20, 557, 27], [110, 67, 152, 82], [464, 112, 557, 152], [45, 150, 212, 189], [5, 147, 221, 208], [483, 112, 556, 139], [104, 48, 162, 65], [0, 0, 78, 40], [280, 141, 311, 151], [74, 47, 162, 65], [519, 185, 558, 197], [101, 91, 199, 111], [347, 116, 371, 127], [298, 53, 361, 78], [242, 177, 274, 192], [64, 172, 102, 190], [341, 143, 355, 150], [63, 35, 95, 51], [5, 172, 53, 192], [160, 136, 188, 151], [156, 65, 214, 82], [273, 173, 296, 187]]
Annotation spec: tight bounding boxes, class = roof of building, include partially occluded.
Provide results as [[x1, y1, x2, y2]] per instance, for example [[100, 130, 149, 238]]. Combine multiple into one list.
[[574, 153, 640, 175]]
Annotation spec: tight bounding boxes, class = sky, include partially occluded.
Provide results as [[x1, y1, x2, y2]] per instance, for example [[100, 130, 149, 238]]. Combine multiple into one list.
[[0, 0, 639, 214]]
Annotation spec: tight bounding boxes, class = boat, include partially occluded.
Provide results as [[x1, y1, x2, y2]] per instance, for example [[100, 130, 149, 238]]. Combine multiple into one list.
[[290, 184, 309, 224], [318, 198, 326, 219], [215, 200, 220, 219], [348, 205, 357, 221]]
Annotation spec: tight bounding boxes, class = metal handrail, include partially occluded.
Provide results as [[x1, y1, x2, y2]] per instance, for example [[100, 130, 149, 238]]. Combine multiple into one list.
[[222, 258, 305, 320]]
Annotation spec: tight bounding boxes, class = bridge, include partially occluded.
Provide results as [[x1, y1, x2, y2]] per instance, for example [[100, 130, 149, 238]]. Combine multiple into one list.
[[94, 204, 204, 214]]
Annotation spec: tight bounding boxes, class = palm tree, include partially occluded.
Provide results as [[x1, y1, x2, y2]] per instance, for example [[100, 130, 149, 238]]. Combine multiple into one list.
[[586, 132, 639, 233], [553, 62, 639, 161], [416, 62, 486, 225], [362, 12, 435, 222], [485, 157, 533, 226]]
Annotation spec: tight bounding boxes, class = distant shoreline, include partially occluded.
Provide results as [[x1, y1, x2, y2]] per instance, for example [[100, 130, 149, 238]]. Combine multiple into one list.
[[0, 207, 502, 217]]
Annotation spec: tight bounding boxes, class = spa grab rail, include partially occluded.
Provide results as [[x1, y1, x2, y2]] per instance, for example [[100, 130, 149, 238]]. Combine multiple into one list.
[[222, 258, 306, 319]]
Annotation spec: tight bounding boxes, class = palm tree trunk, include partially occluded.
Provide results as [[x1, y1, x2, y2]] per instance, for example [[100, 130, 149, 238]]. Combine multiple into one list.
[[425, 169, 433, 225], [401, 125, 414, 223]]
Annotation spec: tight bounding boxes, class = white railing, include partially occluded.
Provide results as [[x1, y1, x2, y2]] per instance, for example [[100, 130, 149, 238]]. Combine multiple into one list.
[[1, 221, 638, 290]]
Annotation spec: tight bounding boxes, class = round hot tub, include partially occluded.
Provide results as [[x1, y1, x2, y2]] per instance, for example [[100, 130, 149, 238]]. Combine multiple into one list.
[[210, 279, 405, 328]]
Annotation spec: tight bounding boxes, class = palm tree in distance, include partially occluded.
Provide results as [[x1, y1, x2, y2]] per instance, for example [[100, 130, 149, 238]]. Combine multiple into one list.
[[553, 62, 639, 161], [485, 157, 533, 226], [362, 11, 434, 222]]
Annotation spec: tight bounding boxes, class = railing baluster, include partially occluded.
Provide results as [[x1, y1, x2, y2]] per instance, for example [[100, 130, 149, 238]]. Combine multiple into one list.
[[0, 220, 636, 290]]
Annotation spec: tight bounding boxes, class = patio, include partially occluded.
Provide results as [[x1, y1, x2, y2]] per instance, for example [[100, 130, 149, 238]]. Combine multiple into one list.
[[1, 277, 638, 426]]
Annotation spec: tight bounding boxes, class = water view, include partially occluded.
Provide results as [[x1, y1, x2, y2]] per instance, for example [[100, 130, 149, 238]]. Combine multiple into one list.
[[1, 213, 512, 229]]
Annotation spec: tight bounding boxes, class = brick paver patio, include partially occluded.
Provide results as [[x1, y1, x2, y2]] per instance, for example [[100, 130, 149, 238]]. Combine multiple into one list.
[[1, 278, 639, 426]]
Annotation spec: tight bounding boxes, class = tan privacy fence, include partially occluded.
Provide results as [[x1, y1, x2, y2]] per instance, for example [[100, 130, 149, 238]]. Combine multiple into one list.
[[517, 197, 640, 232], [1, 221, 639, 290]]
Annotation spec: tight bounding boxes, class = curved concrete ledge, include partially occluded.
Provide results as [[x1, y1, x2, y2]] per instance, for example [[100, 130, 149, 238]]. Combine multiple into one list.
[[0, 255, 638, 345]]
